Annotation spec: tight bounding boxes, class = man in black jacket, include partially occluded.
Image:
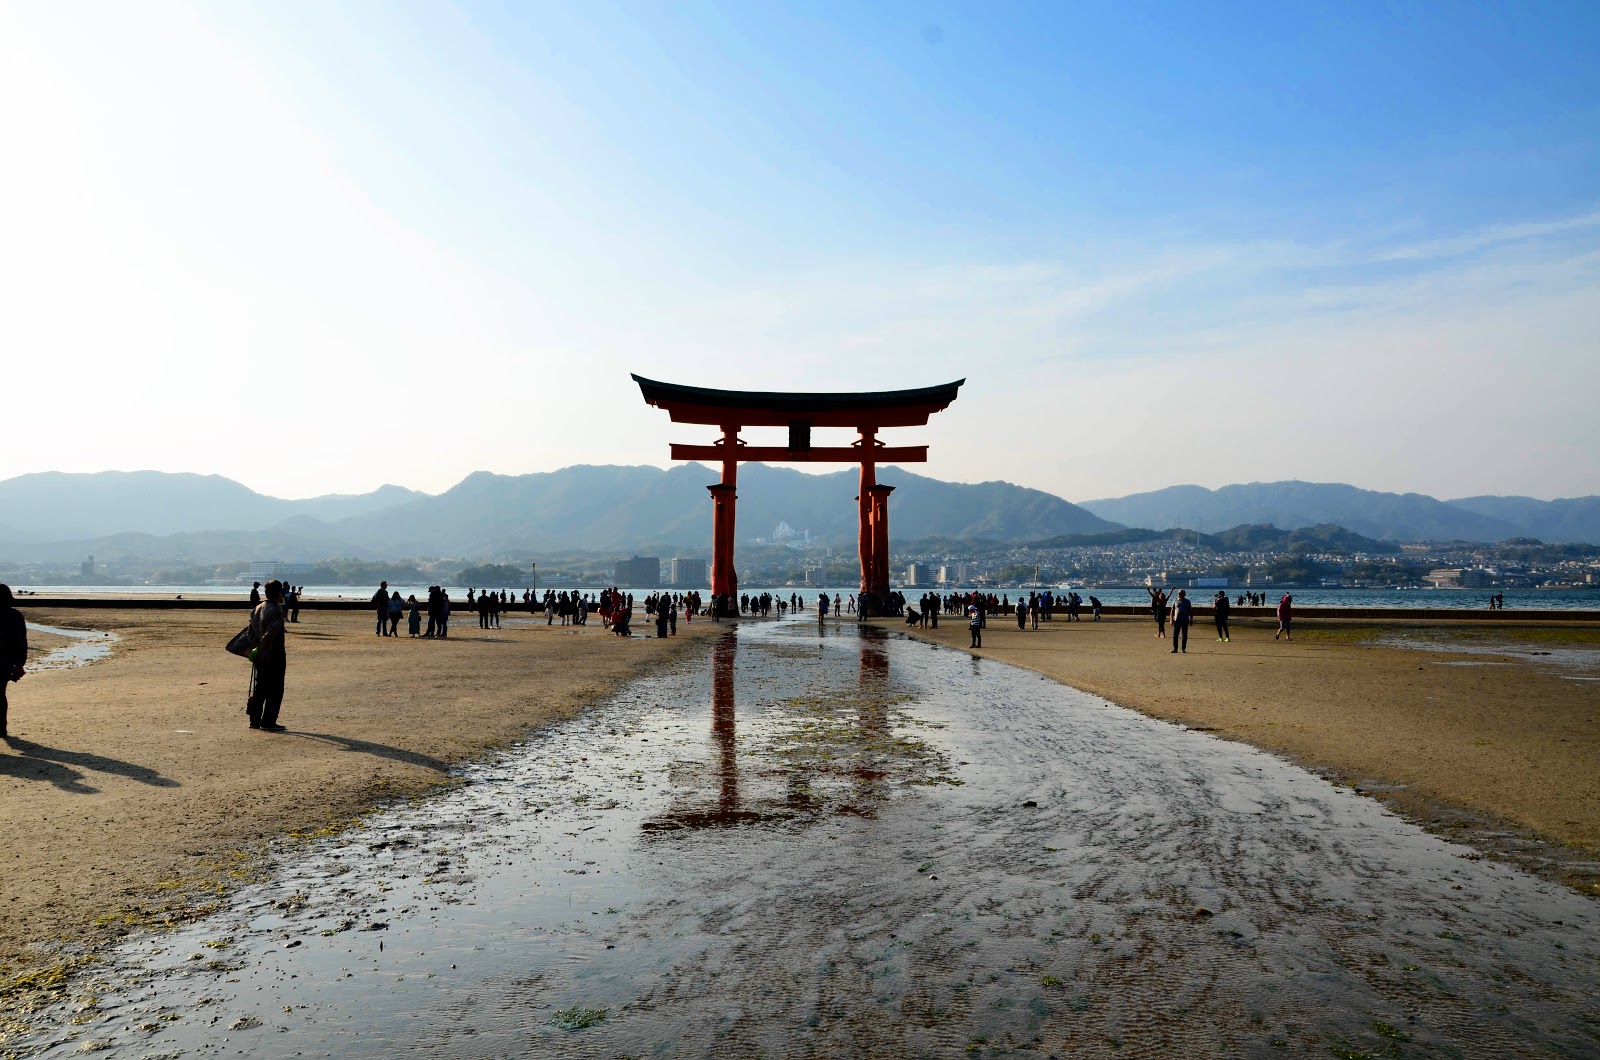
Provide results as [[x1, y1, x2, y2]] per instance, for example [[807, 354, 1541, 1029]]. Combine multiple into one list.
[[1170, 589, 1192, 654], [371, 581, 390, 636], [247, 580, 288, 731], [0, 584, 27, 739]]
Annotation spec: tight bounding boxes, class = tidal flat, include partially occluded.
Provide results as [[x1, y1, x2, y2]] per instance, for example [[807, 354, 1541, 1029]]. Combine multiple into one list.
[[9, 620, 1598, 1058]]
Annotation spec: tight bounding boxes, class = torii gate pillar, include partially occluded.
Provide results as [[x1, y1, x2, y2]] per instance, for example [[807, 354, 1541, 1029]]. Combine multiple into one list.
[[863, 482, 895, 597], [634, 376, 963, 610]]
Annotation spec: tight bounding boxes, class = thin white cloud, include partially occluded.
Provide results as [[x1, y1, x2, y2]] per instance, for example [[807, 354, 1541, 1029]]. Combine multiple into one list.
[[1372, 208, 1600, 264]]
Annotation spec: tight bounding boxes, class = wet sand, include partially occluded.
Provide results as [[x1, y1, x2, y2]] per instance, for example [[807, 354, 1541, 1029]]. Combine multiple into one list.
[[883, 612, 1600, 878], [0, 607, 719, 989], [10, 620, 1598, 1058]]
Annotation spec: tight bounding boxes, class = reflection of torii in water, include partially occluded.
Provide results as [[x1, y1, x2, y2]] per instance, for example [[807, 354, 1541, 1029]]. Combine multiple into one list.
[[852, 625, 892, 801], [640, 626, 896, 834], [641, 633, 765, 832]]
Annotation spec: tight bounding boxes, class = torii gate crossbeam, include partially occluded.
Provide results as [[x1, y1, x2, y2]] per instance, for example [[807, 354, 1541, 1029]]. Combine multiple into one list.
[[633, 375, 963, 610]]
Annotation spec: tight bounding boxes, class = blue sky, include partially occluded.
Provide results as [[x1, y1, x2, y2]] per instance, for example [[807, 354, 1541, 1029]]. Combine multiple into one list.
[[2, 1, 1596, 501]]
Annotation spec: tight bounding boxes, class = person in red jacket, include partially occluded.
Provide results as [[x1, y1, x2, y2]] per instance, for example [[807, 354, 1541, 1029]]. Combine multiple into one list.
[[1276, 594, 1293, 641]]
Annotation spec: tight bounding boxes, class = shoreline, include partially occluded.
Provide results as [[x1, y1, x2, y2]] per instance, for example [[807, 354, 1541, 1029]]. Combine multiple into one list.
[[0, 607, 723, 1012], [876, 613, 1600, 897], [14, 593, 1600, 620]]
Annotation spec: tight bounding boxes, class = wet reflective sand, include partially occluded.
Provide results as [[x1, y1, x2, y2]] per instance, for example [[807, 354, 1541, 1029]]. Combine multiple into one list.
[[16, 620, 1599, 1057], [22, 623, 118, 672]]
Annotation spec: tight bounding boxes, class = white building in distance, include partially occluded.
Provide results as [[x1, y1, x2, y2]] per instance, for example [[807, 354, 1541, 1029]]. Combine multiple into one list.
[[668, 557, 709, 587]]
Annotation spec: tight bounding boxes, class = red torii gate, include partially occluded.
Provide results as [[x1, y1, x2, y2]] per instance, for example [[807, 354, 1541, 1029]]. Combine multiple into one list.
[[633, 375, 964, 605]]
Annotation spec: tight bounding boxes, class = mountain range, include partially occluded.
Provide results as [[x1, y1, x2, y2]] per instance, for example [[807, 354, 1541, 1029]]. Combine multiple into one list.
[[1078, 482, 1600, 544], [0, 472, 424, 540], [1, 470, 1596, 564], [0, 466, 1118, 562]]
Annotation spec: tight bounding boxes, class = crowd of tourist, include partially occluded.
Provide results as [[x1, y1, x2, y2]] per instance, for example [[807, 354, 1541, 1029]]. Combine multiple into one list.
[[227, 574, 1323, 731]]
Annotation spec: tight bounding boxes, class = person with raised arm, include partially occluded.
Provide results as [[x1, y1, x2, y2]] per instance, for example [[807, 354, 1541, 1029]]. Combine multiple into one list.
[[1146, 585, 1172, 639]]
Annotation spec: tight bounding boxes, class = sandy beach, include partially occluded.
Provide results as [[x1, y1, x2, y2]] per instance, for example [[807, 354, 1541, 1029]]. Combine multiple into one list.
[[0, 606, 719, 994], [882, 611, 1600, 879], [4, 604, 1598, 1014]]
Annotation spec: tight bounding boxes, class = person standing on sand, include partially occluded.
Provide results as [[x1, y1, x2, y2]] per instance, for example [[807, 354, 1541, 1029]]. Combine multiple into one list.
[[1016, 597, 1027, 629], [0, 584, 27, 739], [1090, 595, 1102, 621], [1169, 589, 1192, 654], [968, 602, 983, 649], [246, 579, 288, 731], [1276, 594, 1293, 640], [1213, 591, 1230, 642], [1146, 586, 1170, 638], [250, 582, 262, 607], [388, 591, 403, 636], [371, 581, 390, 636], [407, 595, 422, 637]]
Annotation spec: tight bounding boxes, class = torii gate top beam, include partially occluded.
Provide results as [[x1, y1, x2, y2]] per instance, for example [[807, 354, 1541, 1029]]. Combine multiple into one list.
[[632, 374, 964, 429]]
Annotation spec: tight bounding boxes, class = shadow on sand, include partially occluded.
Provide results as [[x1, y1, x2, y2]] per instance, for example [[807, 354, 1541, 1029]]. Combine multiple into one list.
[[0, 736, 181, 794], [286, 731, 453, 774]]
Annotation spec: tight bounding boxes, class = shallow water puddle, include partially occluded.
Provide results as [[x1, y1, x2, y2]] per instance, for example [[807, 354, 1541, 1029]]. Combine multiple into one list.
[[14, 621, 1600, 1058], [1378, 632, 1600, 681], [23, 623, 118, 671]]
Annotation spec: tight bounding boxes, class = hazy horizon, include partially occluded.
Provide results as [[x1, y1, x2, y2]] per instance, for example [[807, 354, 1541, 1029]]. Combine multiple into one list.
[[4, 3, 1597, 501], [2, 463, 1594, 508]]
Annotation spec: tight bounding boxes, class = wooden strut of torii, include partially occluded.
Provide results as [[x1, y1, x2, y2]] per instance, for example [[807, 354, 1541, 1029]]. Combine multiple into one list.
[[632, 374, 964, 604]]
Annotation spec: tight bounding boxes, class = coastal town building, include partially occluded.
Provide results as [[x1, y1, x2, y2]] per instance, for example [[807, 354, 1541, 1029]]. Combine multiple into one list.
[[1427, 567, 1492, 588], [668, 557, 708, 588], [614, 556, 661, 587]]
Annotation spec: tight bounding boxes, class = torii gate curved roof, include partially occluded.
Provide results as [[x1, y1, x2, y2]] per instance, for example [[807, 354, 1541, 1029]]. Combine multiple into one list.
[[632, 374, 964, 428]]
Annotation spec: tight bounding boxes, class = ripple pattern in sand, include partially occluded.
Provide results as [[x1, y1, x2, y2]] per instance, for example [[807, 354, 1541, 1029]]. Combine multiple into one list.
[[13, 620, 1600, 1058]]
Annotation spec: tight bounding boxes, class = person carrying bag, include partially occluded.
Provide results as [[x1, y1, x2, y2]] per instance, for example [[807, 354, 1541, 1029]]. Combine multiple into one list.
[[229, 580, 289, 731]]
